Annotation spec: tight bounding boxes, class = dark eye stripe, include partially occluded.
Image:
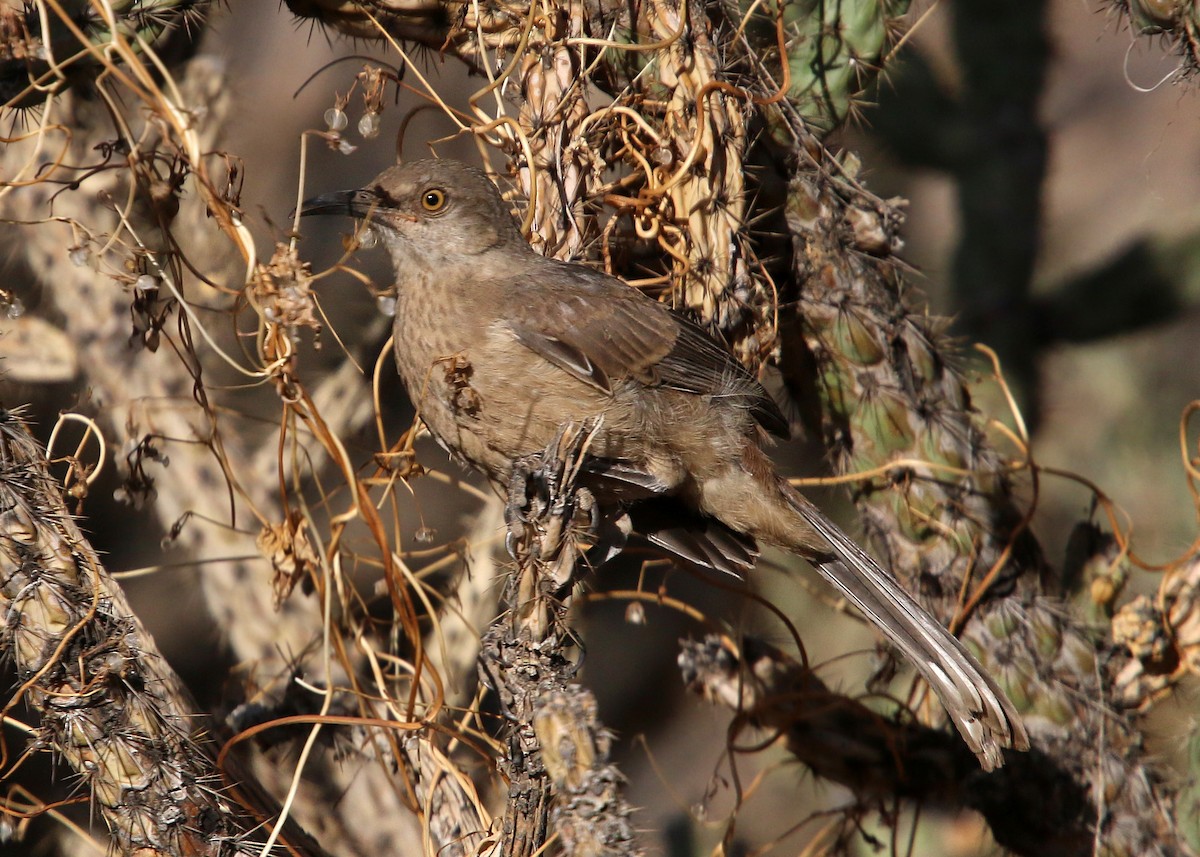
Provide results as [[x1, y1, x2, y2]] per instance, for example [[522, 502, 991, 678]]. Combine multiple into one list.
[[370, 185, 400, 207]]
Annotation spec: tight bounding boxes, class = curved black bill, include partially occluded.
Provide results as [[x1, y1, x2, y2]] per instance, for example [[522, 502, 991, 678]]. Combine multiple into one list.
[[297, 188, 378, 219]]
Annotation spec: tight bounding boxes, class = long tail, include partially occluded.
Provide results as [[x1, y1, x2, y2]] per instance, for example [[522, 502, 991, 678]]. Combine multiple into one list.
[[777, 480, 1029, 770]]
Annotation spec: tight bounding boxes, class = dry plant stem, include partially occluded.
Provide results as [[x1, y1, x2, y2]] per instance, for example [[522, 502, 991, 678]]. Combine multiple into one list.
[[646, 0, 758, 353], [0, 57, 326, 693], [514, 1, 594, 260], [286, 0, 463, 50], [0, 409, 266, 855], [369, 500, 499, 857], [679, 635, 976, 800], [1109, 0, 1200, 77], [0, 55, 459, 856], [679, 635, 1086, 842], [483, 422, 639, 857], [784, 155, 1184, 855], [0, 63, 352, 838], [399, 732, 495, 857], [72, 1, 1189, 852]]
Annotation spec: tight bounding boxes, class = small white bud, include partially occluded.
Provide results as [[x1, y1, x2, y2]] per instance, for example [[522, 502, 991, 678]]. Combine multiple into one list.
[[358, 111, 381, 139], [324, 107, 348, 131]]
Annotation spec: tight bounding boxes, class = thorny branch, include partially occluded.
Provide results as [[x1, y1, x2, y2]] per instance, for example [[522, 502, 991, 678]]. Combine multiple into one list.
[[483, 421, 639, 857], [1, 0, 1199, 855], [679, 635, 1090, 855], [0, 408, 327, 856]]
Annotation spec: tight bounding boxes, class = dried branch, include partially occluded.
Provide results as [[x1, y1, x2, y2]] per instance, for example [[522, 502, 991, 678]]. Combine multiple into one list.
[[0, 10, 492, 854], [679, 635, 1091, 853], [1107, 0, 1200, 77], [483, 421, 640, 857], [4, 0, 1198, 854], [0, 408, 301, 855], [781, 140, 1184, 856]]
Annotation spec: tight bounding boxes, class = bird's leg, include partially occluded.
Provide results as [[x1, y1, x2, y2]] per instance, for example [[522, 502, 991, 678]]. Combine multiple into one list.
[[503, 419, 606, 599]]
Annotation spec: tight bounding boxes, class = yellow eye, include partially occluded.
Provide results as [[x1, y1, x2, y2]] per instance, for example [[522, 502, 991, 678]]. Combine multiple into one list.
[[421, 188, 446, 212]]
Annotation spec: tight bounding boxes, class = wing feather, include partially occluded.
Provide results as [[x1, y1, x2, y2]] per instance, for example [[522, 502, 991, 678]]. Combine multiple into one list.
[[505, 260, 788, 437]]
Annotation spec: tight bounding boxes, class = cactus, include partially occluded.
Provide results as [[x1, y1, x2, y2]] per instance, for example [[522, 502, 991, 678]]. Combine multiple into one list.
[[2, 0, 1197, 855], [0, 0, 210, 108], [740, 0, 910, 136], [784, 145, 1183, 856], [1115, 0, 1200, 75]]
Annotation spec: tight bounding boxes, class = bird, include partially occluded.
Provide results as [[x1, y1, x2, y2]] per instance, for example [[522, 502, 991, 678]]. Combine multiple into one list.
[[299, 158, 1029, 770]]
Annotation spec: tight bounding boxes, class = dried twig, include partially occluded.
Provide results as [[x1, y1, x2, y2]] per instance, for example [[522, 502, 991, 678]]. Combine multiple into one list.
[[0, 408, 313, 855], [483, 421, 640, 857]]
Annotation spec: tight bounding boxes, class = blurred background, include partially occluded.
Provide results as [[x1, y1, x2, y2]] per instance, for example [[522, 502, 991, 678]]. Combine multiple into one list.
[[1, 1, 1199, 854]]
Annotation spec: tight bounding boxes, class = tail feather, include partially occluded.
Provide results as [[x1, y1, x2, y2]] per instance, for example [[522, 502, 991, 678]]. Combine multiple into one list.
[[778, 481, 1029, 770]]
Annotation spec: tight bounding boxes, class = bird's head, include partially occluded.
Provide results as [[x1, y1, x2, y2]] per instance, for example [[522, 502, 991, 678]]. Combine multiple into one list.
[[298, 159, 526, 267]]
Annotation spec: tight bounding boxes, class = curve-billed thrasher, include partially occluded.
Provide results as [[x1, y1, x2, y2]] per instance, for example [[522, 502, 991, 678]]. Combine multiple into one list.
[[300, 158, 1028, 769]]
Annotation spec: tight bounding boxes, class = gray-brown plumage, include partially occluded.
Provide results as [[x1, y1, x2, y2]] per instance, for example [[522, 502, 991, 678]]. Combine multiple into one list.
[[300, 158, 1029, 770]]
